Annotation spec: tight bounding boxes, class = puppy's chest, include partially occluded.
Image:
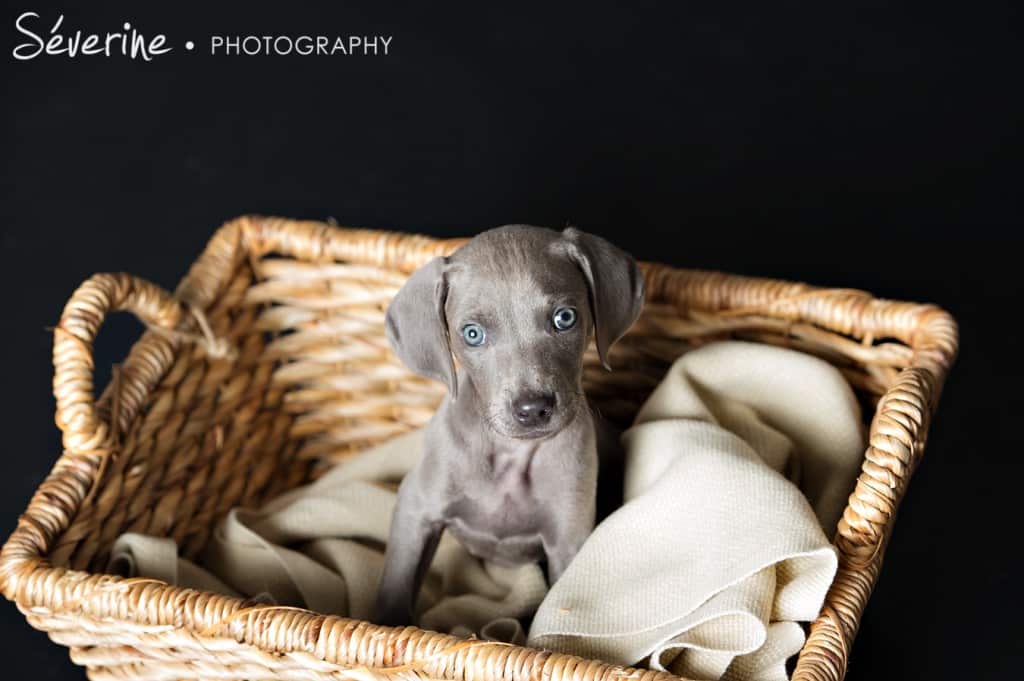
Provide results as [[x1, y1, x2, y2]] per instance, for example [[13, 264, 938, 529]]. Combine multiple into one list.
[[443, 447, 547, 563], [455, 447, 542, 520]]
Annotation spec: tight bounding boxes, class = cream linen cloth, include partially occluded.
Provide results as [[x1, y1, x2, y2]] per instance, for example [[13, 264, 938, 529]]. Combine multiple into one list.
[[527, 341, 865, 680], [109, 428, 546, 642], [108, 340, 864, 680]]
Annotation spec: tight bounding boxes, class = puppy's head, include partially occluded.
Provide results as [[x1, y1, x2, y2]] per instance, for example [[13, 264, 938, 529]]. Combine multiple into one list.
[[386, 225, 644, 440]]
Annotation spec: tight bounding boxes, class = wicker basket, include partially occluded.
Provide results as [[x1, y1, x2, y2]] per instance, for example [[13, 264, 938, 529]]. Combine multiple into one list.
[[0, 216, 957, 681]]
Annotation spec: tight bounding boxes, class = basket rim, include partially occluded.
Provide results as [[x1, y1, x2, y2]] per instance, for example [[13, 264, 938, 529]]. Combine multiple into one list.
[[0, 215, 959, 681]]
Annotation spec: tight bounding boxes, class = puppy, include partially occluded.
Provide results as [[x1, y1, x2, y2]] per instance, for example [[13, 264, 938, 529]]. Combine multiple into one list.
[[373, 225, 644, 626]]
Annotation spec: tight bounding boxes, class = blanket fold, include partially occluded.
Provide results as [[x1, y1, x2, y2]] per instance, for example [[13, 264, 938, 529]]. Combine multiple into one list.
[[108, 341, 864, 681], [111, 428, 548, 640], [526, 341, 865, 679]]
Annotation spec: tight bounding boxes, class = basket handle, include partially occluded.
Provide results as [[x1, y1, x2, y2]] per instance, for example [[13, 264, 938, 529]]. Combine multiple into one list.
[[52, 273, 189, 454]]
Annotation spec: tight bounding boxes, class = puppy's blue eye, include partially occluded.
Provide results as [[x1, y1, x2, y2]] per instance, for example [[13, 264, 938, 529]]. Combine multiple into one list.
[[552, 306, 577, 331], [461, 323, 486, 346]]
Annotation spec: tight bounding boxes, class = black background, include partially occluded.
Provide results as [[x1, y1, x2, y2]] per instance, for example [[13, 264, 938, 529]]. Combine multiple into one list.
[[2, 1, 1021, 678]]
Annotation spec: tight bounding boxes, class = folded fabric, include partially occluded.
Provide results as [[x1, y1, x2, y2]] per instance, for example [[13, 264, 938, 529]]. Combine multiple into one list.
[[109, 428, 547, 640], [108, 340, 865, 681], [527, 341, 865, 680]]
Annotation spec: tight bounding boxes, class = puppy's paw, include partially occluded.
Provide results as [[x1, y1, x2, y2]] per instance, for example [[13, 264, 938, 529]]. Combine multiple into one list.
[[373, 603, 414, 628]]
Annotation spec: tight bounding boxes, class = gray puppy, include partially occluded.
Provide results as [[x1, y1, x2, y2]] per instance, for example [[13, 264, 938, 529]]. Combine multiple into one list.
[[373, 225, 644, 626]]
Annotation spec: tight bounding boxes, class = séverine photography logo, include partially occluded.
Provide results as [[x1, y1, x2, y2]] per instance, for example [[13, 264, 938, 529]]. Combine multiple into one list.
[[11, 11, 394, 61]]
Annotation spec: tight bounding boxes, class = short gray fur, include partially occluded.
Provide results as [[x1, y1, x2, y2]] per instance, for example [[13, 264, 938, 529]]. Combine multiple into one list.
[[373, 225, 645, 626]]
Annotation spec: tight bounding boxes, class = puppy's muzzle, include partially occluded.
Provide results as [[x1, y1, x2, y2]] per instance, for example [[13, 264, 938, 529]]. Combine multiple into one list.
[[512, 392, 556, 429]]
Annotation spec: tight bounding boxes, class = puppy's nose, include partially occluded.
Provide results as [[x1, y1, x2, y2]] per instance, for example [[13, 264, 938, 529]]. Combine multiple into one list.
[[512, 393, 556, 427]]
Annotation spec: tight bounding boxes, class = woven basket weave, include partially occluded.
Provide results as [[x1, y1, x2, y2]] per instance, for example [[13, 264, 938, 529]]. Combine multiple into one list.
[[0, 216, 957, 681]]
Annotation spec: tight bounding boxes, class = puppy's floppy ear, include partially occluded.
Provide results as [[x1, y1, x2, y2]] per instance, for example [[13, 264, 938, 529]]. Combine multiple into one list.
[[557, 227, 645, 370], [385, 256, 458, 397]]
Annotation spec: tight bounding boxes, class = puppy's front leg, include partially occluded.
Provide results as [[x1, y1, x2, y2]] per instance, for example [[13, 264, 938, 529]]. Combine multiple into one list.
[[374, 471, 443, 627], [542, 520, 591, 585], [541, 490, 596, 585]]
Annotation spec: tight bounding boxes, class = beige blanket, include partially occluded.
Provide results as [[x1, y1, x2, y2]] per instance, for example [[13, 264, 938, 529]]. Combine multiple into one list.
[[110, 427, 546, 641], [527, 341, 865, 679], [109, 341, 865, 681]]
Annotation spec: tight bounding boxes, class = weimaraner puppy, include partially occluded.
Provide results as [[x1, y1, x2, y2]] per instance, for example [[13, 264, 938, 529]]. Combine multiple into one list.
[[373, 225, 644, 626]]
